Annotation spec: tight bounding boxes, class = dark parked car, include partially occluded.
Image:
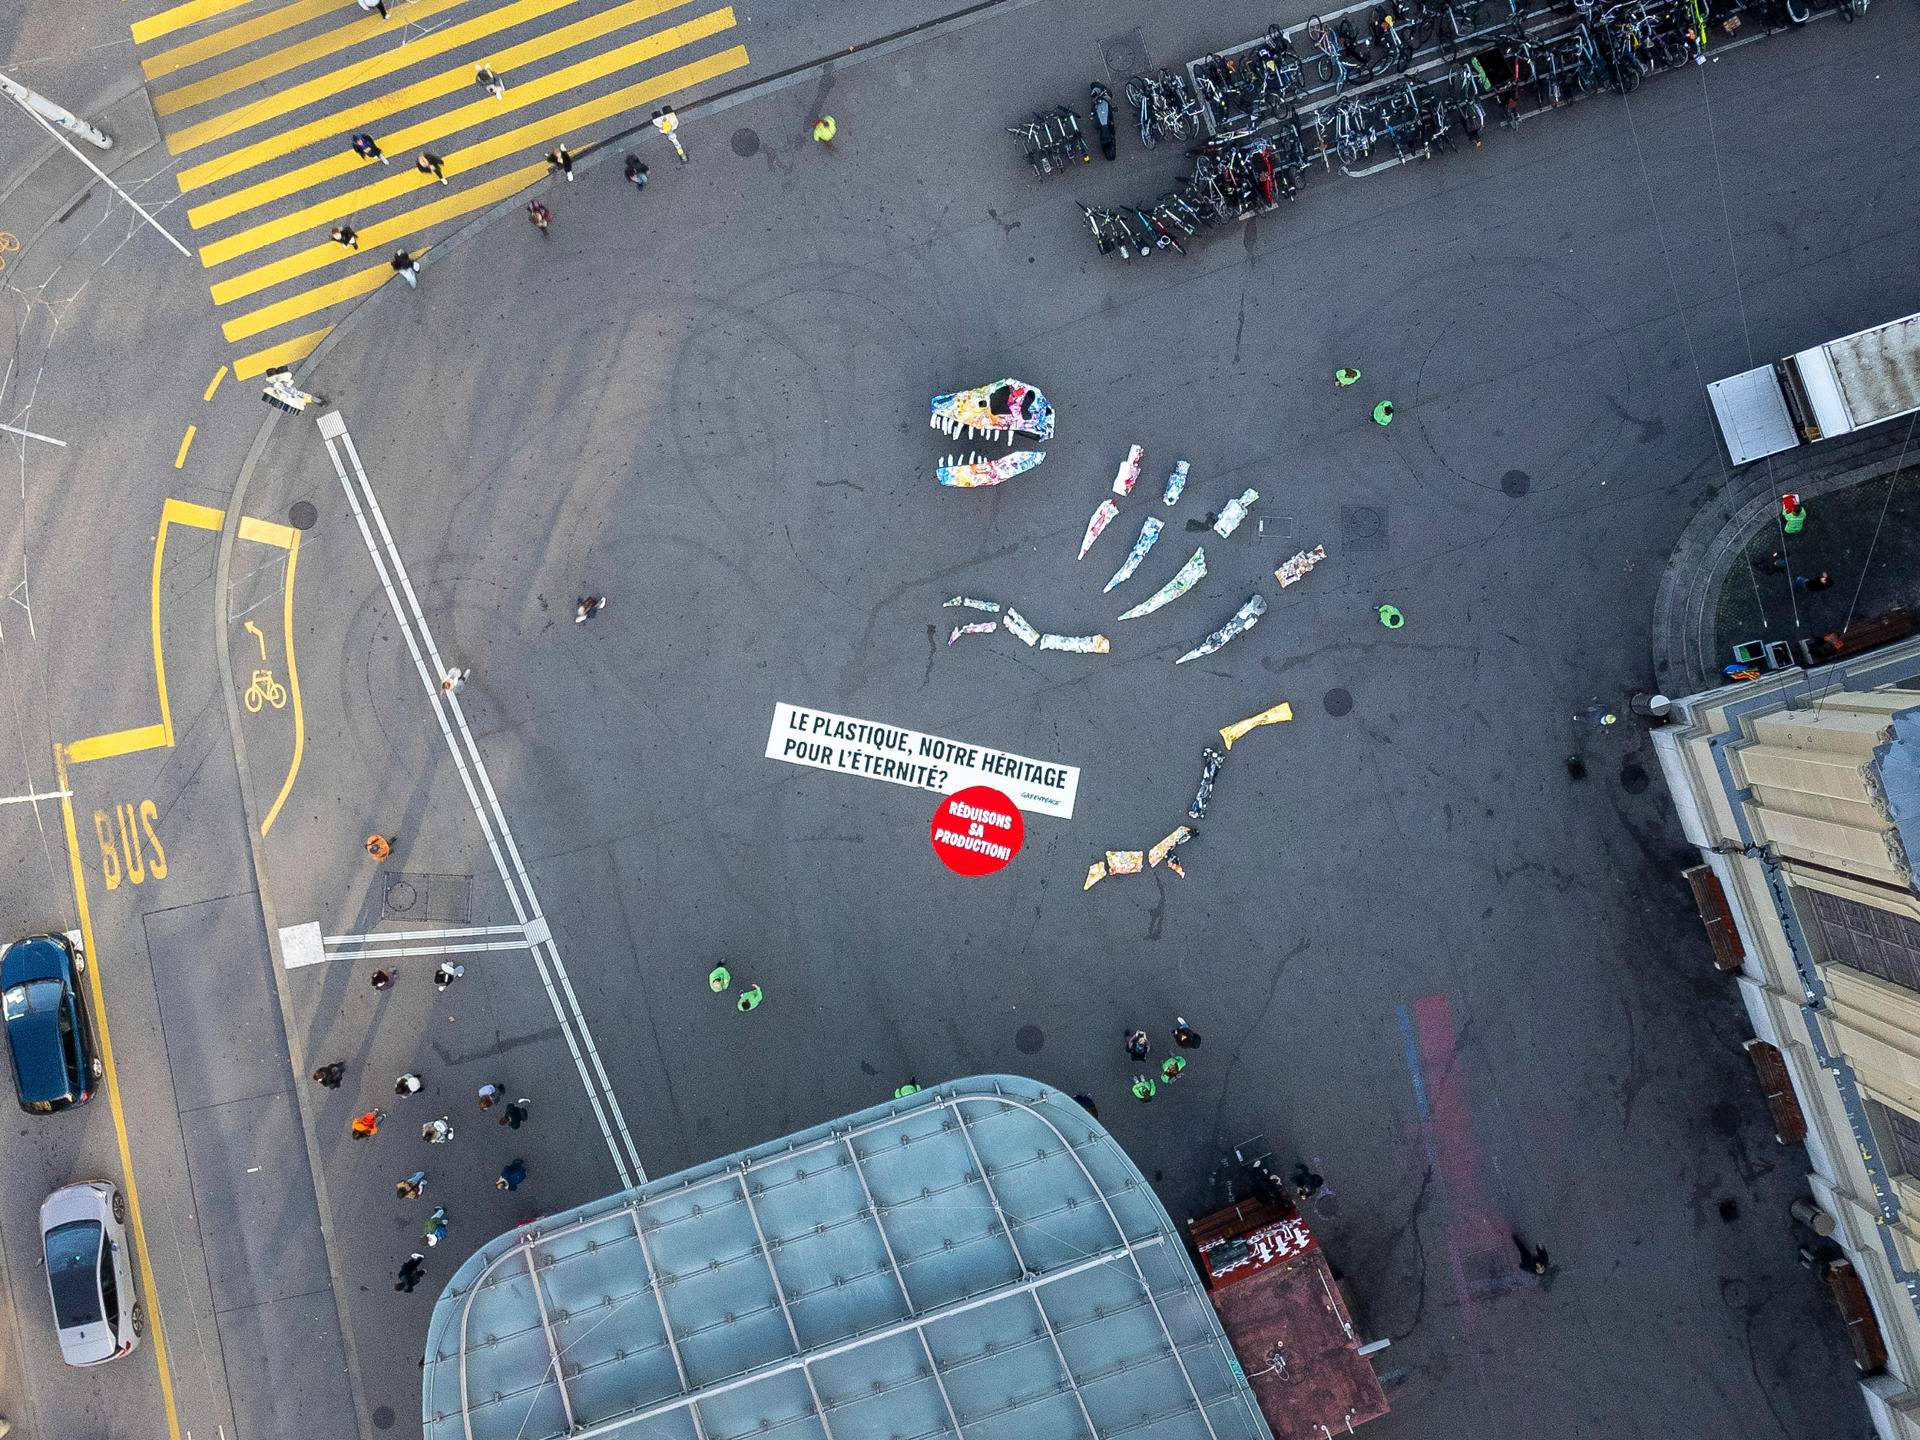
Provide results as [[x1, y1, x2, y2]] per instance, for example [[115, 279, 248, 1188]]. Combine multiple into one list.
[[0, 935, 100, 1113]]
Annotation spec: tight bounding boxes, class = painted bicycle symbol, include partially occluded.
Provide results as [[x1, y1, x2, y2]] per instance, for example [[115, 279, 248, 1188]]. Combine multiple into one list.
[[0, 234, 17, 274], [244, 667, 287, 713]]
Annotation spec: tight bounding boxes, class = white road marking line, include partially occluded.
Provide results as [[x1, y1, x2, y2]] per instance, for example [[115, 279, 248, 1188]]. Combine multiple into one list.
[[324, 924, 529, 944], [326, 940, 531, 961], [0, 787, 72, 803], [318, 412, 644, 1188]]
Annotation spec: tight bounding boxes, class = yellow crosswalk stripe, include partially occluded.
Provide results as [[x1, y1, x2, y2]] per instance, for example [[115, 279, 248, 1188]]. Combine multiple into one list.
[[221, 262, 391, 342], [212, 44, 746, 342], [235, 327, 333, 378], [196, 24, 738, 261], [134, 0, 332, 47], [177, 0, 697, 195], [154, 0, 472, 118], [212, 164, 537, 301], [141, 0, 352, 82]]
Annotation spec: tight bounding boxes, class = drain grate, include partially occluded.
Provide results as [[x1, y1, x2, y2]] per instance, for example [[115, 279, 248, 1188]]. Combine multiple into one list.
[[383, 872, 472, 925]]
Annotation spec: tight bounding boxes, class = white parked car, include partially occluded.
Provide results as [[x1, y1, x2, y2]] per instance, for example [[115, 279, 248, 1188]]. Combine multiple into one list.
[[39, 1181, 142, 1366]]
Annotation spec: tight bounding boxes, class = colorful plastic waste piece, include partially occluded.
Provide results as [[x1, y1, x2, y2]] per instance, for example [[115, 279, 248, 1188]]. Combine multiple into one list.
[[1162, 460, 1189, 507], [942, 596, 1002, 612], [1040, 633, 1110, 654], [1003, 608, 1040, 646], [1078, 498, 1120, 559], [1176, 594, 1268, 665], [1148, 826, 1193, 867], [1106, 850, 1144, 875], [1220, 700, 1293, 749], [1275, 545, 1327, 588], [929, 378, 1055, 442], [1166, 856, 1186, 877], [1111, 444, 1145, 497], [938, 449, 1045, 488], [1211, 488, 1260, 538], [1084, 861, 1109, 890], [1104, 517, 1164, 593], [948, 621, 998, 645], [1118, 548, 1206, 619], [1188, 747, 1226, 820]]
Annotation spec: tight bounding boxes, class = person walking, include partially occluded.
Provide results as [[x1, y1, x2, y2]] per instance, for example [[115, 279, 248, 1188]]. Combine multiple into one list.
[[736, 983, 763, 1012], [811, 115, 837, 152], [1752, 549, 1787, 575], [498, 1158, 528, 1191], [1160, 1054, 1187, 1084], [625, 155, 648, 189], [396, 1171, 426, 1200], [329, 224, 360, 250], [416, 151, 448, 184], [1513, 1234, 1549, 1275], [367, 833, 393, 859], [422, 1117, 454, 1143], [1131, 1075, 1156, 1103], [476, 1082, 503, 1111], [892, 1079, 921, 1098], [650, 106, 687, 162], [356, 0, 389, 18], [394, 1072, 423, 1097], [1334, 367, 1361, 386], [546, 143, 574, 180], [1291, 1163, 1324, 1201], [423, 1206, 448, 1246], [391, 250, 420, 287], [439, 665, 469, 691], [527, 200, 551, 236], [1124, 1028, 1151, 1062], [1372, 400, 1395, 426], [1795, 570, 1833, 592], [371, 968, 396, 991], [475, 64, 506, 99], [498, 1097, 530, 1130], [434, 962, 464, 990], [350, 133, 388, 164], [395, 1253, 427, 1293], [575, 595, 606, 622], [312, 1061, 346, 1089], [351, 1109, 384, 1138], [708, 964, 731, 992], [1172, 1017, 1202, 1048]]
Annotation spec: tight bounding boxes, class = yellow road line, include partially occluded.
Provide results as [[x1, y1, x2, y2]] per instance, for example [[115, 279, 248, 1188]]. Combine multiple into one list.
[[200, 33, 742, 264], [212, 167, 532, 302], [53, 750, 184, 1440], [133, 0, 323, 46], [234, 327, 329, 377], [177, 0, 698, 195], [203, 364, 228, 399], [140, 0, 351, 81], [220, 261, 392, 342], [64, 725, 171, 765], [174, 425, 196, 468], [154, 0, 471, 119]]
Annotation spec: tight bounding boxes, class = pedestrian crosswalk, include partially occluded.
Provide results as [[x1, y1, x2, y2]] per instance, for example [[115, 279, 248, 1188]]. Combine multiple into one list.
[[130, 0, 749, 377]]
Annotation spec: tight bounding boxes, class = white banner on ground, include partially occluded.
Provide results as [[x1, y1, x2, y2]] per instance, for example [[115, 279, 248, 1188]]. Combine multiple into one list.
[[764, 702, 1080, 818]]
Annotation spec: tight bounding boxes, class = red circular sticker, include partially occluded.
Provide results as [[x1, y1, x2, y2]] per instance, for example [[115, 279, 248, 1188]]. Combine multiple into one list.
[[930, 786, 1025, 876]]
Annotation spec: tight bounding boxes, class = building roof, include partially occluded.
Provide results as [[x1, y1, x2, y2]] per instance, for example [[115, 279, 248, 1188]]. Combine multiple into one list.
[[422, 1075, 1272, 1440]]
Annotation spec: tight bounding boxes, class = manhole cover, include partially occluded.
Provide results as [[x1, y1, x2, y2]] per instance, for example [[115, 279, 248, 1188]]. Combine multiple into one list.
[[289, 500, 318, 529], [1720, 1278, 1750, 1310], [384, 880, 417, 913], [1501, 469, 1530, 497], [730, 127, 759, 157], [1015, 1024, 1044, 1054], [1099, 28, 1148, 77], [1619, 760, 1649, 794], [1324, 688, 1353, 716], [1340, 505, 1388, 551], [373, 1406, 395, 1429]]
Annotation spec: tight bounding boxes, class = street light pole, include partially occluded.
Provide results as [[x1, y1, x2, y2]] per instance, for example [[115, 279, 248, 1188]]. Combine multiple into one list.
[[0, 77, 187, 258], [0, 72, 110, 149]]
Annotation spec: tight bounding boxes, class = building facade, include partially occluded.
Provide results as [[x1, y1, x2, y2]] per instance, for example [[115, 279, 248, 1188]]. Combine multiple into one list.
[[1656, 637, 1920, 1440]]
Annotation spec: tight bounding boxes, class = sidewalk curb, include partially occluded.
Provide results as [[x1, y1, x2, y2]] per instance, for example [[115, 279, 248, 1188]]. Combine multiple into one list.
[[211, 414, 378, 1440], [1651, 428, 1912, 695]]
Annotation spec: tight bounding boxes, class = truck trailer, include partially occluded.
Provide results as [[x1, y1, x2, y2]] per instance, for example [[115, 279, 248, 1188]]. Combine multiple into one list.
[[1707, 310, 1920, 465]]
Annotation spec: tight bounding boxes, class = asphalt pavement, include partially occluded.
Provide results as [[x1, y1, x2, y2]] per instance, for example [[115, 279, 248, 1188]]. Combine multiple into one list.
[[2, 0, 1917, 1436]]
